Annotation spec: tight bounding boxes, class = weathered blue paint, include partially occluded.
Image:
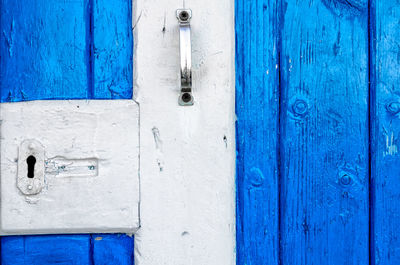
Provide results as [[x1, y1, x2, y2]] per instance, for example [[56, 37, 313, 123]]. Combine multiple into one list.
[[0, 0, 132, 102], [0, 0, 89, 101], [280, 0, 369, 264], [92, 234, 134, 265], [236, 0, 371, 264], [1, 235, 134, 265], [1, 235, 92, 265], [93, 0, 133, 99], [235, 0, 279, 264], [0, 0, 134, 263], [371, 1, 400, 264]]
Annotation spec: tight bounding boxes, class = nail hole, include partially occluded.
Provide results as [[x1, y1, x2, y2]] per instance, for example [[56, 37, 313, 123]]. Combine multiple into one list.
[[179, 11, 189, 21], [27, 155, 36, 179], [181, 92, 192, 103]]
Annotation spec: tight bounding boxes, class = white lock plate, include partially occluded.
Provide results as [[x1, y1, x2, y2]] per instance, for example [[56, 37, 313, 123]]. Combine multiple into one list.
[[17, 139, 45, 195], [0, 100, 140, 235]]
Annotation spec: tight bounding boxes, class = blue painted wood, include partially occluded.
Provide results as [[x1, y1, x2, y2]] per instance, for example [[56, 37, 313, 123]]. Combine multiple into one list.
[[280, 0, 369, 264], [1, 235, 92, 265], [235, 0, 279, 264], [93, 0, 133, 99], [0, 0, 133, 102], [236, 0, 373, 264], [0, 235, 135, 264], [0, 0, 90, 102], [92, 234, 134, 265], [371, 1, 400, 264], [0, 0, 135, 263]]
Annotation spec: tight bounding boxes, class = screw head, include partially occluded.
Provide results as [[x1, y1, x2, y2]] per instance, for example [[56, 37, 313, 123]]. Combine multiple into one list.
[[179, 11, 189, 21], [340, 174, 351, 186], [181, 92, 192, 103], [292, 99, 309, 116], [27, 185, 33, 190]]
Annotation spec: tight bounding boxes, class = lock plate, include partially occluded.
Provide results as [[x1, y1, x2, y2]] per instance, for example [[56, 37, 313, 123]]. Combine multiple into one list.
[[17, 140, 45, 195], [0, 100, 140, 235]]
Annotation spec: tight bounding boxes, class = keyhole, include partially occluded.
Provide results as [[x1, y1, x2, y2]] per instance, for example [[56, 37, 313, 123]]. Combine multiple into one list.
[[27, 155, 36, 178]]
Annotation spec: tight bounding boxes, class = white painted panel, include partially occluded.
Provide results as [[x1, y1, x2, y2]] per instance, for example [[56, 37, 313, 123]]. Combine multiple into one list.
[[0, 100, 140, 235], [133, 0, 236, 264]]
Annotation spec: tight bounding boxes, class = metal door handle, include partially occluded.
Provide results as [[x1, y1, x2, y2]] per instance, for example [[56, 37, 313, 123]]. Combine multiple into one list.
[[176, 9, 193, 106]]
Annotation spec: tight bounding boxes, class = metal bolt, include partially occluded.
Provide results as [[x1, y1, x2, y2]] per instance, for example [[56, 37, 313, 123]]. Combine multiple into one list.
[[181, 92, 192, 103], [292, 99, 309, 116], [179, 11, 189, 21], [340, 174, 351, 186]]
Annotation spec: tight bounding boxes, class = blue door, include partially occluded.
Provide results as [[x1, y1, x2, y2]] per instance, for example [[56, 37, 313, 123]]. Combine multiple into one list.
[[3, 0, 400, 264]]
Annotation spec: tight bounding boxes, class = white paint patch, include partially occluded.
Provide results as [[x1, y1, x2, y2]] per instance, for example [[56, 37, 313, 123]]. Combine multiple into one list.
[[133, 0, 236, 264], [385, 131, 398, 156], [0, 100, 140, 235]]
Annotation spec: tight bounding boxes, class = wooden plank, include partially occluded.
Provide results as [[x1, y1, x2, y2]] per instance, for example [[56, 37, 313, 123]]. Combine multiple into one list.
[[133, 0, 236, 264], [235, 0, 279, 264], [0, 0, 90, 102], [280, 1, 369, 264], [1, 235, 91, 265], [93, 0, 133, 99], [92, 234, 134, 265], [371, 1, 400, 263]]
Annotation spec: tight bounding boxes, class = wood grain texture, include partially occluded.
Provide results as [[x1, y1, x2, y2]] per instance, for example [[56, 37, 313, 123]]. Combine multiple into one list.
[[0, 0, 89, 102], [235, 0, 279, 264], [0, 0, 132, 102], [371, 1, 400, 263], [280, 0, 369, 264], [93, 0, 133, 99]]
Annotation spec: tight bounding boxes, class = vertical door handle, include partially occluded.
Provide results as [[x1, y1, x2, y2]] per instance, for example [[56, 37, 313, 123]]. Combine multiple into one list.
[[176, 9, 193, 106]]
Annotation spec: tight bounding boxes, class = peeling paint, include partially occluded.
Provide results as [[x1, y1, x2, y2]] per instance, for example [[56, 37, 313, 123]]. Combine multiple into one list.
[[384, 131, 398, 156]]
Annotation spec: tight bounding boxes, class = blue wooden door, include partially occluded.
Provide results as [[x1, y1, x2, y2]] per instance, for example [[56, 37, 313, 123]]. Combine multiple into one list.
[[3, 0, 400, 264], [1, 0, 134, 264], [236, 0, 400, 264]]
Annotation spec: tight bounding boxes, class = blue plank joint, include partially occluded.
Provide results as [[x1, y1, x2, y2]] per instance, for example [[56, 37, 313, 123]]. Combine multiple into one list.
[[0, 0, 135, 263]]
